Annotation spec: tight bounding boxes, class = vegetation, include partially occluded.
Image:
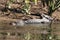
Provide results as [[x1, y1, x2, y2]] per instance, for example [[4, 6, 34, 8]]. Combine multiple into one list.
[[34, 0, 38, 5], [6, 0, 14, 9], [23, 0, 37, 15], [23, 0, 31, 15], [41, 0, 60, 16], [5, 0, 60, 16], [24, 32, 31, 40]]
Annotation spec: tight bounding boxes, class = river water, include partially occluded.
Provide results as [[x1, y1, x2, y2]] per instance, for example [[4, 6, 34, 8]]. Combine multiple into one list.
[[0, 21, 60, 40]]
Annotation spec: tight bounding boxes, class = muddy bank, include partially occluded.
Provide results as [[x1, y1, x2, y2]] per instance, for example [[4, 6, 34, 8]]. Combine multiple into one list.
[[0, 0, 60, 23]]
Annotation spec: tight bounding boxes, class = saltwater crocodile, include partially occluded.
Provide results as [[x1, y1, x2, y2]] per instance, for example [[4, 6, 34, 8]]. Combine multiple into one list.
[[12, 14, 53, 26]]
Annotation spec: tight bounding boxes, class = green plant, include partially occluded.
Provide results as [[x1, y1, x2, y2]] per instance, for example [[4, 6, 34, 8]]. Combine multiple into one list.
[[24, 32, 31, 40], [6, 0, 14, 9], [41, 0, 60, 16], [48, 0, 60, 16], [34, 0, 38, 5], [6, 0, 16, 9], [23, 0, 31, 15], [23, 0, 38, 15], [9, 0, 15, 3]]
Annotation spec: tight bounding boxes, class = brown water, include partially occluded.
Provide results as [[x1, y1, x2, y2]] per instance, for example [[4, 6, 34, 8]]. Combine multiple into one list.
[[0, 21, 60, 40]]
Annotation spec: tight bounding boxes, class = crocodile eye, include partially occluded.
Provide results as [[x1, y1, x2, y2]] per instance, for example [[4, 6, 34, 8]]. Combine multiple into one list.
[[41, 22, 45, 24]]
